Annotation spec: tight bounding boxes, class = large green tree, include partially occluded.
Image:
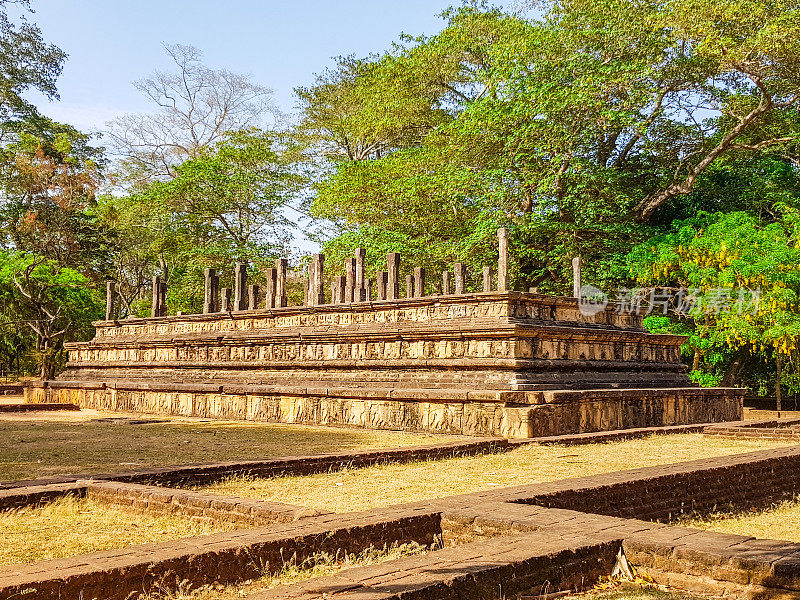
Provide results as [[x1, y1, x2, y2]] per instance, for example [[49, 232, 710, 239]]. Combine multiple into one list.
[[628, 209, 800, 394], [0, 2, 110, 378], [0, 119, 106, 269], [100, 130, 301, 315], [0, 0, 66, 128], [0, 251, 100, 379], [302, 1, 800, 291]]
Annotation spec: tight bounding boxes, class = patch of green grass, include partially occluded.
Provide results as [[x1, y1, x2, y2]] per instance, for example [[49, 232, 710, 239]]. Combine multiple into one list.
[[0, 495, 236, 566], [0, 414, 456, 481], [201, 433, 795, 513]]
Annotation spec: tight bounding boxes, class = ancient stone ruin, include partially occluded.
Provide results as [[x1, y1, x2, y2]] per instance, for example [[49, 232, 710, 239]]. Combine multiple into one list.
[[28, 229, 743, 437]]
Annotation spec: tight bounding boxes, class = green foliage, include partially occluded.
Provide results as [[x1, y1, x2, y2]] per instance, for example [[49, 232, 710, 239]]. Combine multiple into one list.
[[0, 251, 101, 378], [99, 129, 301, 315], [2, 0, 800, 396], [629, 209, 800, 392], [0, 118, 106, 270], [302, 0, 800, 292], [0, 2, 66, 123]]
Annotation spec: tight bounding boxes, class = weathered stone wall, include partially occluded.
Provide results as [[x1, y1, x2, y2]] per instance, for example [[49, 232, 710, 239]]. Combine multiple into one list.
[[44, 291, 743, 437], [26, 382, 742, 439], [88, 292, 642, 340], [60, 292, 690, 392]]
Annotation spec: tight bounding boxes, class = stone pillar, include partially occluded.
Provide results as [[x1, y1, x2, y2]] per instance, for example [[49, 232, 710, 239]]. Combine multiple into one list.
[[441, 272, 451, 296], [386, 252, 400, 300], [105, 280, 115, 321], [248, 284, 260, 310], [212, 271, 220, 312], [220, 288, 231, 312], [354, 248, 366, 301], [413, 267, 426, 298], [151, 275, 161, 317], [160, 280, 167, 316], [572, 256, 582, 297], [303, 278, 309, 306], [454, 263, 466, 294], [264, 268, 277, 309], [275, 259, 287, 307], [376, 271, 388, 301], [482, 266, 493, 292], [203, 268, 217, 314], [497, 227, 508, 292], [365, 278, 374, 301], [406, 274, 414, 298], [334, 275, 346, 304], [529, 286, 538, 294], [309, 253, 325, 306], [345, 257, 356, 303], [331, 280, 339, 304], [234, 262, 248, 311]]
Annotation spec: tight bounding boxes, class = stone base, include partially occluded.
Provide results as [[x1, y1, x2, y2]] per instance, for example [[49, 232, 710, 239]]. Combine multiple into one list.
[[25, 382, 743, 439]]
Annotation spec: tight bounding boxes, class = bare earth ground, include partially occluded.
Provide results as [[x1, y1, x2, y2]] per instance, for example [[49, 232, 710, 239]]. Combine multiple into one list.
[[201, 433, 796, 513], [0, 495, 236, 566], [0, 403, 790, 481], [0, 406, 795, 598], [0, 409, 457, 481], [677, 497, 800, 543]]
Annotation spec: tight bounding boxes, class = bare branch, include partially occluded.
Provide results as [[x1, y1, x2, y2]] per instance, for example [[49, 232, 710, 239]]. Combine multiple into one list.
[[107, 44, 280, 185]]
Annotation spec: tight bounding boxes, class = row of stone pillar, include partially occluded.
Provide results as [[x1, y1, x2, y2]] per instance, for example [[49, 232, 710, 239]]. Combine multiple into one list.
[[305, 227, 510, 305], [103, 228, 582, 320], [202, 258, 289, 314]]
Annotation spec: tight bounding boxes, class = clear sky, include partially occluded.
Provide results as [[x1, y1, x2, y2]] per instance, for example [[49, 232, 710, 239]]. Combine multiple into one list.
[[15, 1, 490, 133], [13, 1, 515, 253]]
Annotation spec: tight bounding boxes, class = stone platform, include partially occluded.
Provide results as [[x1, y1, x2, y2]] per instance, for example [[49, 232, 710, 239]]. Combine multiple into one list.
[[26, 292, 743, 438]]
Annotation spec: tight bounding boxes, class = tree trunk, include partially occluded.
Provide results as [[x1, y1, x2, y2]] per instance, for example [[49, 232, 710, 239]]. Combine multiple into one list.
[[40, 350, 57, 380], [692, 350, 700, 372], [776, 353, 783, 417], [38, 338, 57, 381], [721, 351, 746, 387]]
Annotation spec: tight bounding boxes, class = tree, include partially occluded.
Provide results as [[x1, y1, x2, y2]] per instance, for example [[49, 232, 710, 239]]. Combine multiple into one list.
[[0, 251, 100, 379], [108, 44, 280, 185], [0, 118, 106, 270], [100, 129, 301, 315], [0, 0, 66, 130], [628, 209, 800, 395], [302, 1, 800, 291]]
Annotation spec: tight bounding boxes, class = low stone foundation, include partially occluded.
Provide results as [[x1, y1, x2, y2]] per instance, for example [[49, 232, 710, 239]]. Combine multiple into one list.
[[26, 381, 742, 438], [704, 417, 800, 441]]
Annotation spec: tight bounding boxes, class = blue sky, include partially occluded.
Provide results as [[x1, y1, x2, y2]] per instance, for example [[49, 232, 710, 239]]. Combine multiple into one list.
[[13, 1, 516, 253], [16, 1, 496, 133]]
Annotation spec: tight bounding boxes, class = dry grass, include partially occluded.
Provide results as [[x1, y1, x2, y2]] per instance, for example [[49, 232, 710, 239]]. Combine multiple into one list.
[[677, 497, 800, 542], [0, 495, 236, 566], [569, 583, 710, 599], [201, 433, 795, 513], [0, 413, 455, 481], [139, 542, 431, 599]]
